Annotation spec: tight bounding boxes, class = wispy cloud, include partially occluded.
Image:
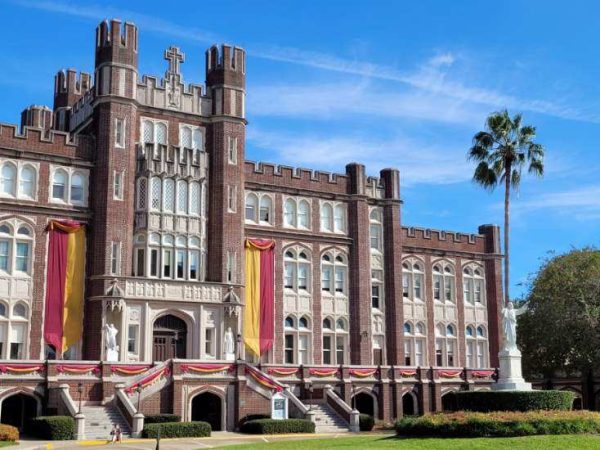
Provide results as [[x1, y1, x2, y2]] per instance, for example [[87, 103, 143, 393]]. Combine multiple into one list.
[[510, 185, 600, 220], [247, 128, 472, 186], [12, 0, 600, 124]]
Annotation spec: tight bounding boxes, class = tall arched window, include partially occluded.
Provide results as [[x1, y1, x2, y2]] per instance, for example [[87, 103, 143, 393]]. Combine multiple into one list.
[[163, 179, 175, 212], [466, 325, 488, 368], [0, 221, 33, 276], [1, 163, 16, 197], [245, 193, 258, 222], [137, 178, 147, 210], [71, 173, 84, 203], [0, 296, 30, 359], [177, 180, 188, 213], [433, 262, 455, 302], [369, 208, 383, 252], [284, 315, 312, 364], [190, 182, 200, 215], [298, 200, 310, 228], [403, 320, 427, 366], [283, 248, 311, 293], [321, 251, 347, 295], [259, 196, 273, 224], [142, 120, 154, 143], [192, 129, 202, 150], [284, 199, 296, 227], [150, 177, 162, 210], [402, 259, 424, 301], [334, 204, 346, 232], [463, 264, 486, 304], [435, 323, 458, 367], [52, 169, 68, 201], [156, 122, 167, 145], [19, 166, 35, 199], [320, 203, 333, 232], [180, 126, 192, 148], [322, 316, 348, 364]]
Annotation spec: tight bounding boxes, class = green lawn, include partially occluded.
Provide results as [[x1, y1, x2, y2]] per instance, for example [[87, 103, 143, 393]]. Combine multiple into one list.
[[223, 434, 600, 449]]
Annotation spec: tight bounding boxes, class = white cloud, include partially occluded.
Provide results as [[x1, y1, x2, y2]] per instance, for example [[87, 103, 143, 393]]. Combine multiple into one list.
[[509, 185, 600, 220], [247, 128, 472, 186]]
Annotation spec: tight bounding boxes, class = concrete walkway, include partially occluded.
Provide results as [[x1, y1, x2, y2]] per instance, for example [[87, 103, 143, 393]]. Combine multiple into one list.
[[16, 431, 391, 450]]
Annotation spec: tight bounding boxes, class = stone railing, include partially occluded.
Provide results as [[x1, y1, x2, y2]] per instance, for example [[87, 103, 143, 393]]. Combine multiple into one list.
[[58, 384, 85, 440], [324, 385, 358, 432]]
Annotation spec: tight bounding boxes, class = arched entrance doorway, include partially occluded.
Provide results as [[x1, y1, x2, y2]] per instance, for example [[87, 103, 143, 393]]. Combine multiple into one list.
[[1, 393, 38, 431], [402, 392, 416, 416], [191, 392, 222, 431], [354, 392, 375, 417], [153, 315, 187, 361], [441, 392, 457, 412]]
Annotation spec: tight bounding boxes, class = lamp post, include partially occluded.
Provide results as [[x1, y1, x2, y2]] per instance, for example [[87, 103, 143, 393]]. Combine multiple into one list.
[[77, 382, 83, 414], [236, 333, 242, 360], [136, 385, 143, 413]]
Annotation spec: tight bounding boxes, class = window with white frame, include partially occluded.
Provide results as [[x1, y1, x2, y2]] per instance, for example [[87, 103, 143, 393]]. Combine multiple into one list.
[[142, 119, 168, 157], [322, 316, 348, 365], [369, 209, 383, 252], [433, 262, 456, 302], [227, 136, 238, 164], [0, 301, 29, 360], [435, 323, 458, 367], [110, 242, 121, 275], [283, 247, 311, 293], [403, 321, 426, 366], [1, 162, 16, 197], [466, 325, 488, 368], [226, 251, 235, 283], [283, 198, 311, 229], [19, 165, 36, 199], [50, 166, 89, 206], [402, 259, 424, 301], [320, 202, 347, 233], [371, 269, 384, 310], [227, 185, 237, 213], [128, 324, 139, 355], [0, 222, 33, 276], [284, 315, 312, 364], [321, 251, 347, 295], [163, 179, 175, 212], [115, 118, 126, 148], [113, 171, 124, 200], [463, 264, 486, 305], [179, 124, 203, 163], [245, 192, 273, 225]]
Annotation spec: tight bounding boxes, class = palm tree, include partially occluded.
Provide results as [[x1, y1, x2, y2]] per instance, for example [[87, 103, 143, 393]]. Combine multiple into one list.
[[468, 110, 544, 304]]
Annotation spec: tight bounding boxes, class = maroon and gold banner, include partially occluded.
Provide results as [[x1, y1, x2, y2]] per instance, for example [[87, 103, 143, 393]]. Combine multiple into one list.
[[56, 364, 100, 375], [439, 370, 462, 378], [267, 367, 299, 376], [181, 364, 233, 374], [245, 366, 283, 392], [349, 368, 377, 378], [309, 368, 339, 377], [472, 370, 495, 378], [399, 369, 418, 377], [43, 220, 86, 355], [111, 365, 152, 376], [244, 239, 275, 357], [0, 364, 45, 374], [125, 366, 170, 395]]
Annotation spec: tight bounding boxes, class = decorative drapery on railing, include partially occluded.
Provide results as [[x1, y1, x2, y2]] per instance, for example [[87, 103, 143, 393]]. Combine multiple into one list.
[[398, 369, 418, 377], [56, 364, 100, 375], [244, 239, 275, 358], [438, 370, 462, 378], [309, 367, 340, 377], [43, 220, 86, 356], [111, 365, 152, 376], [349, 368, 377, 378], [181, 363, 233, 374], [0, 364, 45, 374], [125, 365, 171, 395], [471, 370, 495, 378], [267, 367, 299, 376], [245, 365, 283, 392]]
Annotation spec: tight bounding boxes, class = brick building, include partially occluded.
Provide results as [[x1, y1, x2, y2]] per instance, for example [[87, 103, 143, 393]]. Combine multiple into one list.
[[0, 20, 503, 436]]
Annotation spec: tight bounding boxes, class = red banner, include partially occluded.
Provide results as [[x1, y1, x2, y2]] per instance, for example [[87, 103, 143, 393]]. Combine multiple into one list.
[[439, 370, 462, 378], [43, 224, 68, 352], [472, 370, 495, 378], [349, 368, 377, 378], [111, 365, 152, 375], [309, 368, 339, 377], [267, 367, 299, 376], [181, 364, 233, 374], [245, 366, 283, 392], [0, 364, 45, 374], [56, 364, 100, 374], [399, 369, 417, 377], [125, 366, 170, 395]]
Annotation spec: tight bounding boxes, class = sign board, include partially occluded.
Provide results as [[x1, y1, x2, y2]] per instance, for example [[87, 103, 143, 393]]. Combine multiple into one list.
[[271, 392, 288, 420]]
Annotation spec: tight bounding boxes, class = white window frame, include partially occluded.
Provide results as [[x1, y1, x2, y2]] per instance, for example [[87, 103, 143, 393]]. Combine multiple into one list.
[[113, 170, 124, 201], [115, 117, 126, 149]]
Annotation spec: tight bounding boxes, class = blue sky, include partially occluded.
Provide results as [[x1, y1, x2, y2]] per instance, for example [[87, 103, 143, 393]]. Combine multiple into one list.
[[1, 0, 599, 298]]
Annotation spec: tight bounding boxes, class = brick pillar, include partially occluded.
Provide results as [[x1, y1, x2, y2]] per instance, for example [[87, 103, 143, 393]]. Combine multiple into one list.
[[346, 163, 372, 365], [379, 382, 391, 421], [455, 256, 467, 367]]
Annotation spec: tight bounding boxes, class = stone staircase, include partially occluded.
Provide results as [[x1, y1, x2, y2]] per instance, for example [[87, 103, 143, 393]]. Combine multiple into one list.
[[307, 402, 349, 433], [82, 405, 131, 440]]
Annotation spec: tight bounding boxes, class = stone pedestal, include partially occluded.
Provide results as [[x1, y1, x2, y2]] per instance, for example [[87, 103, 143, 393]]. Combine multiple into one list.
[[493, 349, 532, 391]]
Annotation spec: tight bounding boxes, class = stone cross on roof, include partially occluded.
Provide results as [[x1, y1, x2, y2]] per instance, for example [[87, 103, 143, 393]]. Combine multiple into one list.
[[164, 46, 185, 76]]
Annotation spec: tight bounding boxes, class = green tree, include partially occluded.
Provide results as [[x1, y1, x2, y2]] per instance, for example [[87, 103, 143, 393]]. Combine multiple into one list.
[[519, 249, 600, 376], [468, 110, 545, 303]]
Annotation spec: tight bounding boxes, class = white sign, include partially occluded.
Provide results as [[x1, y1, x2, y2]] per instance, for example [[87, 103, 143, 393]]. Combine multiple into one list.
[[271, 392, 288, 420]]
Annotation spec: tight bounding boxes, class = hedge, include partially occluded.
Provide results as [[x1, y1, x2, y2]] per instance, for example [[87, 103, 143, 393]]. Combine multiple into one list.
[[454, 390, 575, 412], [142, 421, 211, 438], [240, 419, 315, 434], [396, 411, 600, 438], [359, 414, 374, 431], [144, 414, 181, 424], [238, 413, 270, 428], [28, 416, 75, 440], [0, 424, 18, 442]]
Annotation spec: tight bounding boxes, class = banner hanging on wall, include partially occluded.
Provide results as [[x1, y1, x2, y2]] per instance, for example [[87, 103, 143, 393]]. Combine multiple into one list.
[[43, 220, 86, 356], [244, 239, 275, 357]]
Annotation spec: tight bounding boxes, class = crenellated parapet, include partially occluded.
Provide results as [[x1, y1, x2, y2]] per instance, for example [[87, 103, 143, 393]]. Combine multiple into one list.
[[136, 75, 210, 115], [20, 105, 53, 131], [0, 122, 93, 160], [402, 226, 495, 255]]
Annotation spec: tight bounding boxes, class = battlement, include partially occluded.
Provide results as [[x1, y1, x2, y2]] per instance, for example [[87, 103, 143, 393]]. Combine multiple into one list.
[[0, 122, 93, 160], [206, 44, 245, 73], [136, 75, 210, 115], [54, 69, 91, 96], [20, 105, 53, 131], [95, 19, 138, 50], [402, 225, 496, 255]]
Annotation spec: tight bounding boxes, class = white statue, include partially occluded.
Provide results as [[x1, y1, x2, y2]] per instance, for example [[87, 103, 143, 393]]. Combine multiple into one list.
[[224, 327, 235, 361], [104, 323, 119, 361], [501, 301, 528, 352]]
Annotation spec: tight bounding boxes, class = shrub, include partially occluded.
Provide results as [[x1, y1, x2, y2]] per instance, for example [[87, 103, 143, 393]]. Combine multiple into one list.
[[28, 416, 75, 440], [455, 390, 575, 412], [396, 410, 600, 438], [0, 424, 18, 442], [240, 418, 315, 434], [144, 414, 181, 424], [238, 413, 270, 428], [142, 421, 211, 438], [359, 414, 374, 431]]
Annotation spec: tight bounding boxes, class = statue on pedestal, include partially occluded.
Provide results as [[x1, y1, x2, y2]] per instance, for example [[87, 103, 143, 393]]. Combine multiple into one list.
[[224, 327, 236, 361], [501, 301, 528, 352], [104, 323, 119, 362]]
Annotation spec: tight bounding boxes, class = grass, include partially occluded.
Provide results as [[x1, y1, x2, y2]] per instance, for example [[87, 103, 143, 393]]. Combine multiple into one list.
[[221, 434, 600, 449]]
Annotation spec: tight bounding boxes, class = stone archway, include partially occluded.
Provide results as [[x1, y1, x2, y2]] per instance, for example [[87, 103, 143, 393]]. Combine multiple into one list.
[[191, 391, 223, 431], [441, 391, 457, 412], [153, 314, 188, 361], [0, 392, 39, 431], [402, 391, 418, 416], [354, 392, 375, 418]]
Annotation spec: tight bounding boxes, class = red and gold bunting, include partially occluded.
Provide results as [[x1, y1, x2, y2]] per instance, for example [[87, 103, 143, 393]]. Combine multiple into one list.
[[472, 370, 495, 378], [0, 364, 45, 374], [125, 366, 170, 395], [111, 365, 152, 376], [349, 368, 377, 378], [245, 366, 283, 392], [267, 367, 299, 376], [56, 364, 100, 375], [309, 368, 339, 377], [439, 370, 462, 378], [181, 364, 233, 374], [399, 369, 417, 377]]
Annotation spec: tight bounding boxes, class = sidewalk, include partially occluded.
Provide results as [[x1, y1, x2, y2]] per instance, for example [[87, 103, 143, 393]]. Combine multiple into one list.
[[16, 431, 386, 450]]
